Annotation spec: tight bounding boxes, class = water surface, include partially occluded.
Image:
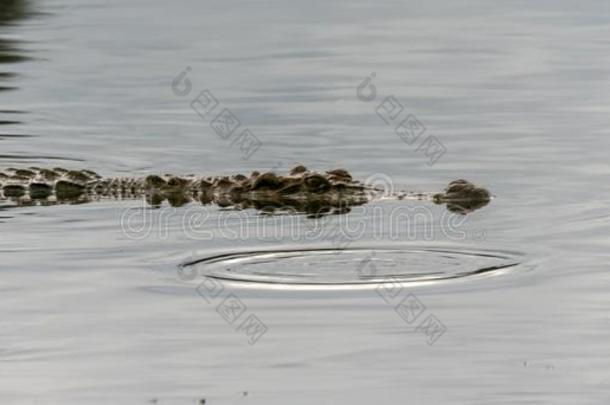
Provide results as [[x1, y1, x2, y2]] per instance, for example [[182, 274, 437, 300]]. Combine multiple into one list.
[[1, 0, 610, 403]]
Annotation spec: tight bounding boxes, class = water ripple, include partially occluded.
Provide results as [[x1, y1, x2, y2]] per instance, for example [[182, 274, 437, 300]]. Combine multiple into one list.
[[181, 246, 524, 289]]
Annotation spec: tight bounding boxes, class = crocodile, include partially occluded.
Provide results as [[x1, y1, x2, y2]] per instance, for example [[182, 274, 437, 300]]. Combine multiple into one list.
[[0, 165, 491, 215]]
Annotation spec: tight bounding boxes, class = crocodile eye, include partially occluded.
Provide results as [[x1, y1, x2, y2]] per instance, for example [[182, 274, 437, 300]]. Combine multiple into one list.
[[289, 165, 308, 175], [303, 174, 331, 193], [145, 175, 167, 188], [167, 176, 189, 188], [326, 169, 352, 181], [252, 172, 282, 190]]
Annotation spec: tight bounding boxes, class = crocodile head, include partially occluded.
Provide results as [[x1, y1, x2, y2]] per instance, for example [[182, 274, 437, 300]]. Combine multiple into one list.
[[433, 179, 491, 214]]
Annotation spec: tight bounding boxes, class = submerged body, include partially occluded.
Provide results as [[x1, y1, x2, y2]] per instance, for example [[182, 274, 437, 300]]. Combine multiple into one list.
[[0, 166, 491, 215]]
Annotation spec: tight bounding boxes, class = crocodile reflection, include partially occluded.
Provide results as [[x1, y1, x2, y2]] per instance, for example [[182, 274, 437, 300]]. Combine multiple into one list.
[[0, 165, 491, 215]]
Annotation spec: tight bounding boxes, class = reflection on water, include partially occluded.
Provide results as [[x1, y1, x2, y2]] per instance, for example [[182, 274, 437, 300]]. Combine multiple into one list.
[[0, 0, 33, 24], [0, 0, 34, 136]]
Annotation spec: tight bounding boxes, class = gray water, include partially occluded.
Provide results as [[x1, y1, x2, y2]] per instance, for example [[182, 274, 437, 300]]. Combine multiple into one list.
[[2, 0, 610, 403]]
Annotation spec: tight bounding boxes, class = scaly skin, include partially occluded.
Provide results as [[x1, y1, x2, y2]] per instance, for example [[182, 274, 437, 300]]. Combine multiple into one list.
[[0, 165, 491, 215]]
